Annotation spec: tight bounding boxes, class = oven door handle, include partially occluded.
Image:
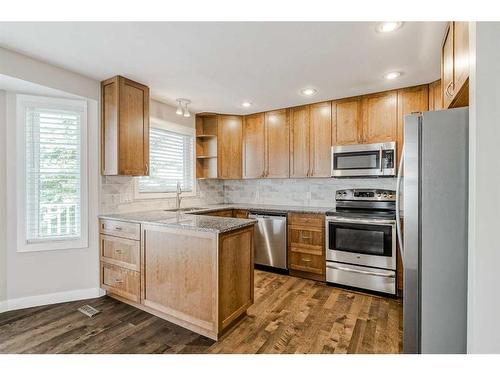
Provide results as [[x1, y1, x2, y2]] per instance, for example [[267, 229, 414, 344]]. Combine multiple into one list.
[[327, 264, 395, 278], [325, 217, 396, 226]]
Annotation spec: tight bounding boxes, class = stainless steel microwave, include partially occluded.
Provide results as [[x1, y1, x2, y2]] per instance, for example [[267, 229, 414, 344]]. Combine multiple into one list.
[[331, 142, 396, 177]]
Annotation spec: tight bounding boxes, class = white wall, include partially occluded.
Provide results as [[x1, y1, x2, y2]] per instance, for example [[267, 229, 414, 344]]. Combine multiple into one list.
[[0, 90, 7, 307], [0, 48, 101, 311], [467, 22, 500, 353]]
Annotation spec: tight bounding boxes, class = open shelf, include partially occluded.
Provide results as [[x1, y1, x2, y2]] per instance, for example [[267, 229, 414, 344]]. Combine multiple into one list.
[[196, 114, 219, 179]]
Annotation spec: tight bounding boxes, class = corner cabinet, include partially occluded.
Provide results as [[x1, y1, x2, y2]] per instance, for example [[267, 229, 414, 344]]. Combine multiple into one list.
[[441, 22, 469, 109], [101, 76, 150, 176]]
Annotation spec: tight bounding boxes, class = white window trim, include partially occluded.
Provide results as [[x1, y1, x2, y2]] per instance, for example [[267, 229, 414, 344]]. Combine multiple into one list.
[[134, 118, 197, 200], [16, 94, 89, 252]]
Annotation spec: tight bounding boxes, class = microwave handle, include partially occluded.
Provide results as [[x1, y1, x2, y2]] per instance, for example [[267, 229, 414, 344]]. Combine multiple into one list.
[[379, 146, 383, 172]]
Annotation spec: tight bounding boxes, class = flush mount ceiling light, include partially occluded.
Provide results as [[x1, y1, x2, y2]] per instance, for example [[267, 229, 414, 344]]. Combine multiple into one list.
[[300, 88, 317, 97], [384, 71, 402, 80], [241, 101, 252, 108], [377, 22, 403, 33], [175, 98, 191, 117]]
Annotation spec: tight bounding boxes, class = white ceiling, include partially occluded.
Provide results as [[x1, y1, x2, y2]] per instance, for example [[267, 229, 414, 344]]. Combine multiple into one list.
[[0, 22, 447, 114]]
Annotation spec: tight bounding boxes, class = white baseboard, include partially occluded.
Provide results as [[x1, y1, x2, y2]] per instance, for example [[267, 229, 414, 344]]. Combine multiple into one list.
[[0, 287, 106, 313]]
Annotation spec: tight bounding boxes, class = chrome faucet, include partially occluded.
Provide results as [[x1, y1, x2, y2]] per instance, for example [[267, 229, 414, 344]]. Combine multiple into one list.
[[175, 181, 183, 210]]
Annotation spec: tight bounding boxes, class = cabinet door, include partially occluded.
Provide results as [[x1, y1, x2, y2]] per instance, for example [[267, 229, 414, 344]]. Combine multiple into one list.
[[265, 109, 289, 178], [442, 23, 454, 109], [242, 113, 265, 178], [428, 80, 442, 111], [453, 21, 469, 95], [309, 102, 332, 177], [333, 97, 361, 145], [397, 85, 429, 164], [118, 77, 150, 175], [362, 90, 397, 144], [217, 115, 243, 179], [289, 106, 310, 177]]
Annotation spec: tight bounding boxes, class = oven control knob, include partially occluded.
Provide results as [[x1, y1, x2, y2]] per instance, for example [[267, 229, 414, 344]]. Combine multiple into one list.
[[383, 193, 388, 198], [377, 193, 381, 197]]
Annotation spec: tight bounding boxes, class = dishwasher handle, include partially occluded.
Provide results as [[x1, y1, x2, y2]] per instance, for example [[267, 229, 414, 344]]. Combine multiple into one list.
[[248, 211, 287, 219]]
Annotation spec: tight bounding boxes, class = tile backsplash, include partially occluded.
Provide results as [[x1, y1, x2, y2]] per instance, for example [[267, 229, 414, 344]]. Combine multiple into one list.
[[100, 177, 224, 214], [100, 176, 397, 213], [222, 178, 397, 207]]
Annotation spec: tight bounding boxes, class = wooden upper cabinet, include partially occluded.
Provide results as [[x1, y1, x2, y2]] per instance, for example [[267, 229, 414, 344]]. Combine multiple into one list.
[[217, 115, 243, 179], [442, 22, 469, 109], [428, 80, 443, 111], [309, 102, 332, 177], [289, 105, 311, 178], [265, 109, 289, 178], [396, 85, 429, 163], [442, 24, 455, 109], [453, 21, 469, 105], [333, 97, 361, 145], [242, 113, 265, 178], [101, 76, 149, 176], [362, 90, 398, 144]]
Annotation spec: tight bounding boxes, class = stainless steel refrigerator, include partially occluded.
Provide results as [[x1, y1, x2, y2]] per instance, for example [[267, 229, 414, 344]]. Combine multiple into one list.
[[396, 108, 468, 354]]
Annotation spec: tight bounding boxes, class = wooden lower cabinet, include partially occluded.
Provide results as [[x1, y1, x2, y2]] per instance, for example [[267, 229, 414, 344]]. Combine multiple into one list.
[[287, 213, 326, 282], [99, 218, 254, 340], [233, 209, 249, 219]]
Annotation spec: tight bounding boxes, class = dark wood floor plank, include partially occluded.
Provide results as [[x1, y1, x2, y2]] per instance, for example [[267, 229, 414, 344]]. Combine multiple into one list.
[[0, 270, 402, 354]]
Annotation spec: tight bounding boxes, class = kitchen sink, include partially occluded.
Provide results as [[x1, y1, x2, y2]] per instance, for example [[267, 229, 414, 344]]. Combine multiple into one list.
[[163, 207, 205, 212]]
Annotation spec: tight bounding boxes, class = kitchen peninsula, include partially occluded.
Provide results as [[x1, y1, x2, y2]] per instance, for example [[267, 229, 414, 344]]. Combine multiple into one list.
[[98, 210, 256, 340]]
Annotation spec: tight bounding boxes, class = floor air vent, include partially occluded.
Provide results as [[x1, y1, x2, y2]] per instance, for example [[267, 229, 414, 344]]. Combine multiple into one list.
[[78, 304, 100, 317]]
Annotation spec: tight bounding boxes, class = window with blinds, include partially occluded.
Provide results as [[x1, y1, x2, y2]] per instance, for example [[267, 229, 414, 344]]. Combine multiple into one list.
[[138, 126, 194, 194], [20, 96, 86, 246]]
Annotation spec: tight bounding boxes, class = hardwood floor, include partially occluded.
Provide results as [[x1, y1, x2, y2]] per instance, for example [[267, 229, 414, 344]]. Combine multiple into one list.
[[0, 270, 402, 354]]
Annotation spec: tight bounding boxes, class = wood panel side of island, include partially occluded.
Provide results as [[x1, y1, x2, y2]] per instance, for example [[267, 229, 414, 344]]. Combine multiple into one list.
[[218, 226, 255, 332], [141, 224, 220, 339]]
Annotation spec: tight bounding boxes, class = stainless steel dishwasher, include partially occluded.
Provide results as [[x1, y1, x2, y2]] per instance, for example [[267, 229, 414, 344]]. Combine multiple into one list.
[[248, 211, 287, 271]]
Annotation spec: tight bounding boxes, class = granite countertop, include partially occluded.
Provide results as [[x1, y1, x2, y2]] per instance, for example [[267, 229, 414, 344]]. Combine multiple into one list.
[[187, 203, 334, 215], [99, 203, 334, 234], [99, 210, 257, 234]]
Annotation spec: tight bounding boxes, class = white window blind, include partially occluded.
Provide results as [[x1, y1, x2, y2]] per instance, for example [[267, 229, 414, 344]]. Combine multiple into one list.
[[138, 126, 194, 194], [24, 104, 83, 242]]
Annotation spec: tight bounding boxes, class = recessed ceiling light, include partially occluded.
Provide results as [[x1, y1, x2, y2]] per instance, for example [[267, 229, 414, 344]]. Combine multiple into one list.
[[384, 71, 402, 80], [377, 22, 403, 33], [241, 101, 252, 108], [300, 88, 317, 97]]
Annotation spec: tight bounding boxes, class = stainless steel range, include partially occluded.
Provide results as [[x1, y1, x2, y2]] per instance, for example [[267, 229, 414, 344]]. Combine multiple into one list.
[[325, 189, 397, 295]]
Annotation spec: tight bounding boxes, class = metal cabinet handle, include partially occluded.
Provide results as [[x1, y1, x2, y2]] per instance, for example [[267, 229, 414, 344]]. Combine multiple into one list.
[[145, 163, 149, 174], [114, 226, 122, 231], [300, 232, 312, 239], [114, 249, 123, 254], [301, 257, 312, 262], [114, 278, 124, 284], [445, 82, 455, 98]]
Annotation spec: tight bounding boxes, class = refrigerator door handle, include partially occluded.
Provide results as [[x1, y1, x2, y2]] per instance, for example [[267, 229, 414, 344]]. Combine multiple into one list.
[[396, 145, 405, 265]]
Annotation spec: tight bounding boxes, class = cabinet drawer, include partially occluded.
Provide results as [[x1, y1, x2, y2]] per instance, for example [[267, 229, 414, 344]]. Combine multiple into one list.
[[288, 213, 324, 228], [100, 219, 140, 240], [101, 263, 140, 302], [289, 252, 325, 275], [100, 234, 140, 271], [289, 226, 324, 249]]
